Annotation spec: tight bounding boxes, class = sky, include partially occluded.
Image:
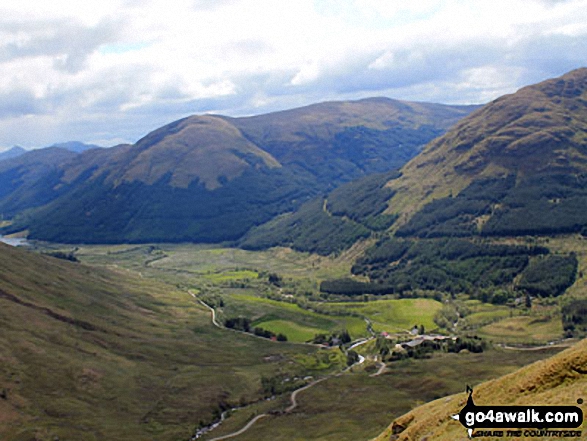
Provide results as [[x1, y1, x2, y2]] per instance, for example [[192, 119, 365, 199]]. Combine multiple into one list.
[[0, 0, 586, 149]]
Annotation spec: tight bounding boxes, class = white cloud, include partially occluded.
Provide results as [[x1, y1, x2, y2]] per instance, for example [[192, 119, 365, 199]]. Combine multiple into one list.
[[0, 0, 586, 147]]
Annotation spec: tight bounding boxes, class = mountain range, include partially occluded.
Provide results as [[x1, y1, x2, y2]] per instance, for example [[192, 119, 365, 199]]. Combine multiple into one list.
[[0, 142, 100, 162], [0, 98, 475, 243], [244, 68, 587, 254], [1, 68, 587, 441]]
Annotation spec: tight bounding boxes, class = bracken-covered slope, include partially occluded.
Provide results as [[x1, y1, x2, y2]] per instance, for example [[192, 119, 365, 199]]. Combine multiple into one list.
[[0, 98, 474, 244], [372, 339, 587, 441], [0, 243, 310, 441]]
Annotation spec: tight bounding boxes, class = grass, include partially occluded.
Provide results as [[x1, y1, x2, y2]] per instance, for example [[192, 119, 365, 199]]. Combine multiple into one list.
[[203, 270, 259, 282], [374, 340, 587, 441], [321, 298, 443, 333], [145, 244, 356, 280], [202, 346, 564, 441], [255, 320, 327, 342], [223, 294, 369, 342], [0, 243, 323, 441], [477, 315, 563, 344], [460, 300, 514, 328], [16, 241, 573, 440]]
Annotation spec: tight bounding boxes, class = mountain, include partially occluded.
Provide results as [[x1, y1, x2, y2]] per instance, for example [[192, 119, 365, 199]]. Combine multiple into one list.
[[373, 339, 587, 441], [254, 68, 587, 255], [388, 67, 587, 235], [48, 141, 102, 153], [0, 146, 26, 162], [241, 170, 400, 254], [0, 98, 476, 244], [0, 147, 79, 216], [227, 98, 476, 180], [0, 142, 101, 165]]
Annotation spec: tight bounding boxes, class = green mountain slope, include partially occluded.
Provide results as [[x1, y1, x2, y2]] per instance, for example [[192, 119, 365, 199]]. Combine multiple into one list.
[[241, 170, 399, 254], [0, 243, 313, 441], [0, 147, 79, 215], [388, 67, 587, 229], [229, 98, 475, 180], [0, 98, 474, 244]]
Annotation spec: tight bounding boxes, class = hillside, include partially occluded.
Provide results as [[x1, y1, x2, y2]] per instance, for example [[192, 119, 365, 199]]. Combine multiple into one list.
[[0, 242, 314, 441], [0, 98, 474, 244], [0, 147, 79, 215], [256, 68, 587, 255], [373, 338, 587, 441], [48, 141, 102, 153], [387, 67, 587, 230], [228, 98, 475, 180], [0, 146, 26, 162]]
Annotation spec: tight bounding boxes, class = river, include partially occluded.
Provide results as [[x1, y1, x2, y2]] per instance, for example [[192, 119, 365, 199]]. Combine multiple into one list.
[[0, 235, 29, 246]]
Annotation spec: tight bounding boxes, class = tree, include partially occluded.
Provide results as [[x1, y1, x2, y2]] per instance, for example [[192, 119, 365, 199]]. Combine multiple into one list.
[[340, 329, 351, 344], [346, 350, 360, 366], [268, 273, 283, 287]]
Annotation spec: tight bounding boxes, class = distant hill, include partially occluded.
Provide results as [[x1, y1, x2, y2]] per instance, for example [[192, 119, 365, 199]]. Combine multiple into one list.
[[0, 146, 26, 162], [227, 98, 476, 180], [373, 339, 587, 441], [0, 98, 475, 243], [0, 142, 101, 164], [0, 147, 79, 215], [48, 141, 102, 153]]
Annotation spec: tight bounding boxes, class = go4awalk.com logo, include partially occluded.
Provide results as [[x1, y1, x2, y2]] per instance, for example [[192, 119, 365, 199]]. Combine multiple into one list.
[[451, 388, 583, 438]]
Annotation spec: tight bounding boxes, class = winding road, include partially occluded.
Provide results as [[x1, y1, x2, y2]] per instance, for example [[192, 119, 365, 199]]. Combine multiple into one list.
[[208, 414, 269, 441], [189, 290, 368, 441]]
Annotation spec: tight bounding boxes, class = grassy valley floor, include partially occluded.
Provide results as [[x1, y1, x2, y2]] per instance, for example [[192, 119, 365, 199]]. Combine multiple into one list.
[[14, 241, 577, 440]]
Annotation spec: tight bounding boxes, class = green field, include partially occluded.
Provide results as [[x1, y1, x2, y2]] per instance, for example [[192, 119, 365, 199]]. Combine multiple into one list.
[[321, 298, 443, 334], [222, 294, 369, 343], [459, 300, 513, 328], [203, 269, 259, 282], [477, 315, 564, 344]]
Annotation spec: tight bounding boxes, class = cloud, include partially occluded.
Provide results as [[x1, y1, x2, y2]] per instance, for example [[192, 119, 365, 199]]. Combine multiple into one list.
[[0, 17, 122, 73], [0, 88, 42, 117], [0, 0, 586, 147]]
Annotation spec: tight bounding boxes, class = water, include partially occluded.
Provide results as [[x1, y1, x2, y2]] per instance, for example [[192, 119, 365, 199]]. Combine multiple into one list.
[[0, 235, 29, 247]]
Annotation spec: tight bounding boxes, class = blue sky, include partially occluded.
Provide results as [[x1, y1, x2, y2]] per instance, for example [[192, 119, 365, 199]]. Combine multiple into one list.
[[0, 0, 586, 149]]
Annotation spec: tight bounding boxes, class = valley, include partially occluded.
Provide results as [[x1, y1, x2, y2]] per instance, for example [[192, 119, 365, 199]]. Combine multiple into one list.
[[2, 69, 587, 440], [16, 239, 576, 440]]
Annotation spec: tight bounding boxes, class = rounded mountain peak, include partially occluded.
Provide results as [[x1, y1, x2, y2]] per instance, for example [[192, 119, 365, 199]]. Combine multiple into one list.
[[116, 115, 281, 190]]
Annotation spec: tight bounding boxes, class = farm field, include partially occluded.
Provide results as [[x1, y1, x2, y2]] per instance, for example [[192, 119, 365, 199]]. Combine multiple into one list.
[[321, 298, 443, 334], [220, 293, 370, 342], [476, 315, 564, 344]]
